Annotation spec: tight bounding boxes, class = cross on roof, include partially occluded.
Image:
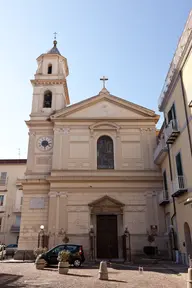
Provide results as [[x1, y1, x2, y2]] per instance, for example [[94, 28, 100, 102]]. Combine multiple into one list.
[[54, 32, 57, 40], [100, 76, 108, 88]]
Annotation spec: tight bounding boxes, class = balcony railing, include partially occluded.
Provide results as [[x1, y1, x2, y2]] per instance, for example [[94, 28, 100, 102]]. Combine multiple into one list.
[[154, 138, 168, 164], [172, 175, 188, 197], [10, 225, 20, 233], [165, 119, 180, 144], [158, 190, 169, 205]]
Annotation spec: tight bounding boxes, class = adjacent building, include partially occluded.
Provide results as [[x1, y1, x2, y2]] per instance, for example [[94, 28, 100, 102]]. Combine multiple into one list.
[[0, 159, 26, 245], [154, 10, 192, 264]]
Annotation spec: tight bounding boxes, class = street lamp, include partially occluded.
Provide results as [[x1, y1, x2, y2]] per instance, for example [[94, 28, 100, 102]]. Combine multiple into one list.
[[89, 225, 94, 260], [89, 225, 94, 237], [124, 227, 129, 237], [123, 227, 131, 262], [38, 225, 45, 248]]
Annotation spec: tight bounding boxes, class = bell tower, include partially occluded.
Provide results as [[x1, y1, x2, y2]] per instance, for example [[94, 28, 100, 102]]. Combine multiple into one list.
[[30, 38, 70, 119], [25, 38, 70, 175]]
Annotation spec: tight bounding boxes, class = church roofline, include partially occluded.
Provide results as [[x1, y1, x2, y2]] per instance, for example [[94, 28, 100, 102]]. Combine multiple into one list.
[[36, 53, 67, 61], [50, 92, 159, 122]]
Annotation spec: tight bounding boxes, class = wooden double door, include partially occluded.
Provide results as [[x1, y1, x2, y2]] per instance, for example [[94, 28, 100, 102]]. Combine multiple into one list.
[[96, 215, 118, 259]]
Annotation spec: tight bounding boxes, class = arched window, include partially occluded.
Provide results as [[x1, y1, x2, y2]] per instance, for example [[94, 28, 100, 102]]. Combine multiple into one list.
[[43, 90, 52, 108], [48, 64, 52, 74], [97, 135, 114, 169]]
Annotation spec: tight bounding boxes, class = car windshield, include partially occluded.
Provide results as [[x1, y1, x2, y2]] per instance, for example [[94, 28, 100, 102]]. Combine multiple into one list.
[[65, 245, 78, 253], [6, 244, 17, 248], [50, 246, 65, 255]]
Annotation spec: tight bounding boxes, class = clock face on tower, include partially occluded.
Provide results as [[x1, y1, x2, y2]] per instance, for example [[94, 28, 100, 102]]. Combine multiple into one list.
[[37, 137, 53, 151]]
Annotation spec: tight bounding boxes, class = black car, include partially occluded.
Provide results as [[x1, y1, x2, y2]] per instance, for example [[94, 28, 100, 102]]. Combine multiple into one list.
[[5, 244, 18, 257], [39, 244, 85, 267]]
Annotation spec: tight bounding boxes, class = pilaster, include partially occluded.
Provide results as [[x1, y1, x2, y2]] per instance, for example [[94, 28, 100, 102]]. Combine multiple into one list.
[[48, 192, 58, 233], [26, 132, 36, 173], [59, 192, 68, 232]]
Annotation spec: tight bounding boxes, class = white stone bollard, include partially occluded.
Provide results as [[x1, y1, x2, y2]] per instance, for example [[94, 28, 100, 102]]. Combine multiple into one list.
[[138, 266, 143, 274], [187, 268, 192, 288], [99, 261, 108, 280]]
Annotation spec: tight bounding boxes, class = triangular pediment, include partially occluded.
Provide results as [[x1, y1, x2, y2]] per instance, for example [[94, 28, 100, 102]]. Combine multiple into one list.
[[88, 195, 124, 207], [51, 90, 159, 122]]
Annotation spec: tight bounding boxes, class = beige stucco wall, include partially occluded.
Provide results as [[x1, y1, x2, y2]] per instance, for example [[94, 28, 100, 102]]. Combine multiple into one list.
[[0, 163, 26, 245], [18, 182, 49, 249], [18, 46, 165, 259], [19, 103, 165, 257]]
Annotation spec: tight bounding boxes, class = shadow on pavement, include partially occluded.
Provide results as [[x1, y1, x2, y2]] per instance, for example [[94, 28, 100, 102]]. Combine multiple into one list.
[[0, 273, 25, 287], [44, 267, 58, 272], [68, 273, 92, 277], [107, 279, 127, 283], [110, 262, 187, 275], [44, 267, 92, 277]]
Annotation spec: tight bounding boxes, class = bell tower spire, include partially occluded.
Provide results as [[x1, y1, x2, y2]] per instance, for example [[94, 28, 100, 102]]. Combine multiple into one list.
[[30, 37, 70, 119]]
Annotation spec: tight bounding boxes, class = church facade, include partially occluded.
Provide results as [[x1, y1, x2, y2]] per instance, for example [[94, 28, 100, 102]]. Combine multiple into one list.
[[18, 40, 166, 260]]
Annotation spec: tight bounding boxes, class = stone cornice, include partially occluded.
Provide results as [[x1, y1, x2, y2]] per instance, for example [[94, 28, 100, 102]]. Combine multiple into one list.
[[50, 93, 159, 121], [46, 175, 162, 183], [31, 79, 65, 86], [89, 121, 120, 131], [50, 169, 161, 176], [159, 29, 192, 111], [52, 117, 158, 123], [26, 120, 54, 128]]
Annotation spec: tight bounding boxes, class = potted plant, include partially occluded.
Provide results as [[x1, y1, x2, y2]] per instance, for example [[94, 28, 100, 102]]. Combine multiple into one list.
[[34, 247, 47, 270], [57, 250, 70, 274]]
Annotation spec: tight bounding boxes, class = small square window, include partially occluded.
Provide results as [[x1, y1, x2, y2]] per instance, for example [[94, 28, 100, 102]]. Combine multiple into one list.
[[0, 172, 7, 185], [0, 195, 4, 206]]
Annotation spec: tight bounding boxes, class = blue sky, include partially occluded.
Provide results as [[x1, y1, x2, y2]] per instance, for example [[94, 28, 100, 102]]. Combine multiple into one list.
[[0, 0, 191, 159]]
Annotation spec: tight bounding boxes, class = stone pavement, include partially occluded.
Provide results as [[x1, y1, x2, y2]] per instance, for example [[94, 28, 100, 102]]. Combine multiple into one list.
[[0, 262, 188, 287]]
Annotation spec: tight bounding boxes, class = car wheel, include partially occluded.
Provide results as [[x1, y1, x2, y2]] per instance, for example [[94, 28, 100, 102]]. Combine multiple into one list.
[[73, 259, 81, 268]]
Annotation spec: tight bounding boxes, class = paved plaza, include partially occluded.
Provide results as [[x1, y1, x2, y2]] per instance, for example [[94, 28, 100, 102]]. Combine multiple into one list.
[[0, 262, 188, 287]]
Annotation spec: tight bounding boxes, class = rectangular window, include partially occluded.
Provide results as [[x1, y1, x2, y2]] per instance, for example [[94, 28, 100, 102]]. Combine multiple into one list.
[[167, 104, 176, 123], [1, 172, 7, 179], [0, 172, 7, 185], [176, 152, 183, 176], [163, 170, 169, 199], [0, 195, 4, 206], [15, 215, 21, 227], [20, 196, 23, 206], [163, 170, 168, 191], [0, 218, 2, 231]]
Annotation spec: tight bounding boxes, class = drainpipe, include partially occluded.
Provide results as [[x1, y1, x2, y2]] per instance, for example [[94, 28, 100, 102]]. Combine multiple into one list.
[[180, 71, 192, 157], [167, 144, 173, 181], [171, 196, 177, 250], [165, 115, 177, 257], [167, 145, 177, 254]]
